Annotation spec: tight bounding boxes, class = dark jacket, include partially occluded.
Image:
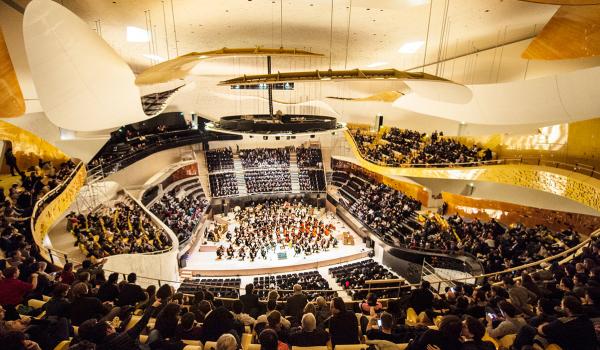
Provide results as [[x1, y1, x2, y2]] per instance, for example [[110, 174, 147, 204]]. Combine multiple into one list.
[[406, 329, 461, 350], [329, 310, 359, 347], [44, 297, 71, 319], [200, 306, 242, 343], [409, 288, 433, 314], [285, 293, 308, 324], [97, 282, 120, 302], [239, 293, 261, 317], [542, 316, 598, 350], [289, 328, 329, 347], [98, 305, 156, 350], [70, 296, 107, 326], [117, 283, 146, 307]]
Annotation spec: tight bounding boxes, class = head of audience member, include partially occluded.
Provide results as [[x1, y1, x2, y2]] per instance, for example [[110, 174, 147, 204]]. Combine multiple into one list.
[[180, 312, 196, 331], [245, 283, 254, 296], [267, 310, 282, 329], [303, 302, 316, 316], [127, 272, 137, 284], [421, 280, 431, 291], [156, 284, 174, 302], [537, 298, 555, 317], [71, 282, 89, 299], [380, 312, 394, 333], [259, 329, 279, 350], [562, 295, 583, 316], [462, 315, 486, 342], [498, 300, 519, 319], [267, 290, 279, 301], [193, 291, 205, 305], [79, 318, 116, 344], [301, 313, 317, 332], [3, 266, 18, 279], [439, 315, 463, 342], [217, 333, 238, 350], [107, 272, 119, 285], [330, 297, 346, 315], [266, 299, 277, 312], [316, 296, 327, 309], [293, 284, 302, 295], [52, 283, 70, 299], [233, 300, 244, 315]]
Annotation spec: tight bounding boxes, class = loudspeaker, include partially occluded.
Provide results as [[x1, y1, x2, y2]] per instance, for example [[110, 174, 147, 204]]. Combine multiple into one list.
[[375, 114, 384, 131]]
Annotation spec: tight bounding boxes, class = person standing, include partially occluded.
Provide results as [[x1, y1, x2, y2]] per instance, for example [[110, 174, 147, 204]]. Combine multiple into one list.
[[4, 147, 23, 177]]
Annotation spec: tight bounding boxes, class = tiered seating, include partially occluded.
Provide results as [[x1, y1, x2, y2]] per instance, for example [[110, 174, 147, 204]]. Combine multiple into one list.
[[178, 277, 241, 298], [209, 172, 239, 197], [298, 169, 326, 191], [244, 169, 291, 194], [239, 148, 290, 169], [329, 259, 400, 300], [150, 178, 208, 243], [253, 271, 334, 300], [206, 147, 234, 172], [331, 171, 349, 187]]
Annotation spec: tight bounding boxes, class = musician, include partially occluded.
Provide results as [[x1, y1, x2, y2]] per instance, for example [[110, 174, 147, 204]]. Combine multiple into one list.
[[216, 245, 224, 259]]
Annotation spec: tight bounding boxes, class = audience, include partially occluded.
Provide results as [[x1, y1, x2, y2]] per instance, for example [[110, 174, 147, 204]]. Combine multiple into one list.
[[206, 148, 235, 172], [209, 173, 239, 197], [239, 148, 290, 169], [66, 197, 171, 259], [244, 169, 291, 194], [352, 128, 492, 167]]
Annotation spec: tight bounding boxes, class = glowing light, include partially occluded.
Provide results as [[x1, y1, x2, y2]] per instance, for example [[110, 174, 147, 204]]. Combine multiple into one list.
[[398, 41, 424, 53], [367, 61, 388, 68], [126, 26, 150, 42], [143, 54, 166, 62]]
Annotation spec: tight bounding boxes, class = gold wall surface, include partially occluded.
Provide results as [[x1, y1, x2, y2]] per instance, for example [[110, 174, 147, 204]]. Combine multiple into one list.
[[441, 191, 600, 235], [32, 163, 86, 262], [0, 120, 69, 171], [344, 130, 600, 213], [0, 28, 25, 118]]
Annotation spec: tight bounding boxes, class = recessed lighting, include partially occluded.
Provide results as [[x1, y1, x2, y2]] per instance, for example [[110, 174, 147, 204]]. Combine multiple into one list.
[[398, 41, 424, 53], [367, 61, 388, 68], [126, 26, 150, 42], [143, 54, 166, 62]]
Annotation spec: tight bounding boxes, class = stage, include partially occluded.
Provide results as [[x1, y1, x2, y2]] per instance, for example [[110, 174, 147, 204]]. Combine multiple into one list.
[[180, 212, 370, 277]]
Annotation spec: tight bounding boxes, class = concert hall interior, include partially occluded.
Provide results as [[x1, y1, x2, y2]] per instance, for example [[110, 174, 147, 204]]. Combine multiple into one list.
[[2, 1, 600, 350]]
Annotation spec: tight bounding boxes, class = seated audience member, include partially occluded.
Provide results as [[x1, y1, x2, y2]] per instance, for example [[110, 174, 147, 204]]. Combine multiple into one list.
[[503, 277, 536, 316], [406, 315, 463, 350], [0, 266, 37, 320], [148, 302, 182, 347], [289, 313, 329, 347], [175, 312, 202, 341], [263, 310, 289, 344], [57, 262, 76, 285], [365, 312, 404, 343], [485, 300, 527, 340], [257, 300, 291, 329], [314, 296, 331, 329], [528, 298, 557, 327], [409, 281, 434, 317], [259, 328, 287, 350], [328, 297, 359, 347], [360, 293, 383, 315], [538, 295, 597, 350], [117, 273, 146, 307], [201, 306, 242, 343], [78, 299, 162, 350], [69, 282, 119, 326], [217, 333, 239, 350], [97, 272, 120, 303], [460, 316, 495, 350], [232, 300, 256, 326], [43, 283, 71, 319]]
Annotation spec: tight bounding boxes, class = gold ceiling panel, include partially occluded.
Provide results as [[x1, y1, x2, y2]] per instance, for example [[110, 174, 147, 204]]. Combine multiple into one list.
[[327, 90, 405, 103], [219, 69, 449, 85], [135, 47, 323, 85], [522, 5, 600, 59], [0, 29, 25, 118]]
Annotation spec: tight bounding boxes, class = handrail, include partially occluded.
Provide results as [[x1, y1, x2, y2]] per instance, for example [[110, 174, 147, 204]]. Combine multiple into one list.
[[45, 226, 597, 296]]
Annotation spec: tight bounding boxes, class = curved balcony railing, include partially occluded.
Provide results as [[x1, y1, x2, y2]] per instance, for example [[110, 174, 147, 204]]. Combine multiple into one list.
[[30, 160, 87, 263], [346, 130, 600, 179]]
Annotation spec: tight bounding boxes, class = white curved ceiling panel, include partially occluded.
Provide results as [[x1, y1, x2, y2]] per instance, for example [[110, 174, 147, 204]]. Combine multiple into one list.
[[403, 80, 473, 104], [393, 66, 600, 125], [23, 0, 146, 131]]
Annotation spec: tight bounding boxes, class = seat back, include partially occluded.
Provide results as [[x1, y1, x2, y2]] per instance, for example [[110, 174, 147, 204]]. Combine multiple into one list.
[[405, 307, 418, 326], [292, 347, 329, 350], [545, 345, 563, 350], [28, 299, 46, 309], [335, 345, 368, 350], [204, 341, 218, 350], [482, 331, 499, 350], [53, 340, 71, 350], [499, 334, 516, 350]]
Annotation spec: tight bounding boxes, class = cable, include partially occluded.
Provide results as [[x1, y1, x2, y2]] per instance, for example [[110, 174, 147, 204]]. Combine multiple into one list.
[[329, 0, 334, 70], [170, 0, 179, 56], [422, 0, 434, 73], [162, 1, 170, 59], [344, 0, 352, 70]]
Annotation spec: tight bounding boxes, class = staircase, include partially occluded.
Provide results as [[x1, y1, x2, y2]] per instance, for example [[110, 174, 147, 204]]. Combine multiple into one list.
[[289, 151, 301, 193], [232, 154, 247, 195]]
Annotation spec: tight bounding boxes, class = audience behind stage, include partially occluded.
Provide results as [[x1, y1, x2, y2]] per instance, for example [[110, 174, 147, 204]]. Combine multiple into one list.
[[239, 148, 290, 169], [296, 146, 323, 168], [209, 173, 239, 197], [1, 233, 600, 350], [206, 147, 234, 173], [330, 259, 400, 300], [66, 197, 171, 259], [244, 169, 292, 194], [1, 158, 77, 259], [150, 188, 207, 243], [352, 128, 493, 166]]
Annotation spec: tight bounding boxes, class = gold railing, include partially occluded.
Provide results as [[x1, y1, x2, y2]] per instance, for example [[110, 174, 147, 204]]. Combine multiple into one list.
[[31, 161, 86, 262]]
